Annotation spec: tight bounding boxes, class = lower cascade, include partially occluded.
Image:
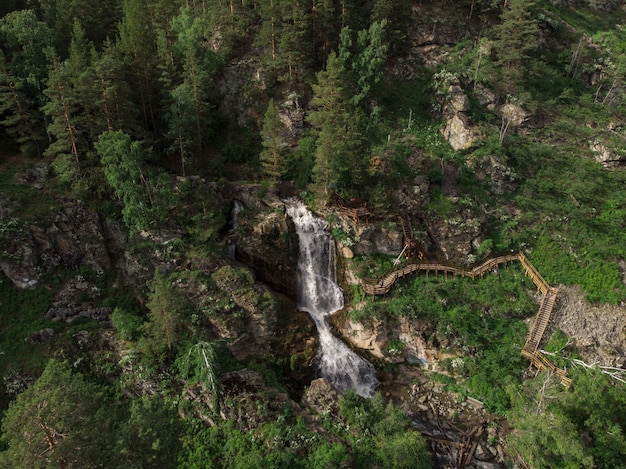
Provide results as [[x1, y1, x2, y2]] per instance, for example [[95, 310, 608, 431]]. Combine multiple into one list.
[[286, 199, 378, 398]]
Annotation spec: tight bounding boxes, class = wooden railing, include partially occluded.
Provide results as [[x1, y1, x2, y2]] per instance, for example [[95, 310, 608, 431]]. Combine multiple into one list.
[[398, 215, 426, 259], [522, 287, 558, 354], [519, 252, 551, 294], [360, 252, 570, 386], [328, 193, 371, 223], [361, 254, 519, 296]]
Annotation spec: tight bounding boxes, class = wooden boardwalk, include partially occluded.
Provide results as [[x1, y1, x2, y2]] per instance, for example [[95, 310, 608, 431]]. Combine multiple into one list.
[[361, 254, 519, 296], [360, 252, 570, 386], [328, 193, 371, 223]]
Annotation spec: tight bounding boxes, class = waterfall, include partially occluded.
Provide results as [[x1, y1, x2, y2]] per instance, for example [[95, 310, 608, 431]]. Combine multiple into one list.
[[227, 200, 244, 259], [286, 199, 378, 398]]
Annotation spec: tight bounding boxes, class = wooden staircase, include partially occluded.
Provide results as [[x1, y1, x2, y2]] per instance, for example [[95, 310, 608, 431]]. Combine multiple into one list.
[[360, 251, 571, 386], [522, 287, 558, 355]]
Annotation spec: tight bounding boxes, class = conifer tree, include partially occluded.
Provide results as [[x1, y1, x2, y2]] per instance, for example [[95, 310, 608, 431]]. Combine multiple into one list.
[[0, 9, 54, 155], [492, 0, 539, 78], [166, 6, 219, 173], [92, 39, 139, 135], [257, 0, 282, 78], [311, 0, 337, 68], [0, 51, 47, 156], [118, 0, 160, 135], [42, 54, 85, 185], [308, 51, 368, 194], [259, 98, 286, 183], [95, 130, 153, 232], [277, 0, 312, 82]]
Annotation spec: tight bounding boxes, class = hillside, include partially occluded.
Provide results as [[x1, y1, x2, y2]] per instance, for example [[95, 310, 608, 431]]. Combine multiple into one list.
[[1, 0, 626, 467]]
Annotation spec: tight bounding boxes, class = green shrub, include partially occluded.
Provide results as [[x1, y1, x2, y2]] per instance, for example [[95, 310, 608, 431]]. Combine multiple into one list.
[[110, 307, 144, 341]]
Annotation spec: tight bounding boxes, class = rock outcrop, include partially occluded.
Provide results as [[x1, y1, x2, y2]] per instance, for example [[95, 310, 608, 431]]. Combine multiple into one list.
[[0, 201, 126, 289], [441, 83, 482, 151], [590, 138, 626, 169]]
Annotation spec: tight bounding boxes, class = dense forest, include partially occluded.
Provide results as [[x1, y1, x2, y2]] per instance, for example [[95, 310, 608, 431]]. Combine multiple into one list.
[[1, 0, 626, 467]]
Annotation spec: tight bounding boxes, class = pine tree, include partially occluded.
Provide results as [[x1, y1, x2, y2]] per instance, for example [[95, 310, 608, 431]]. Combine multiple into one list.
[[311, 0, 337, 68], [95, 130, 154, 233], [118, 0, 160, 135], [257, 0, 282, 78], [166, 6, 219, 173], [259, 98, 286, 183], [0, 9, 54, 155], [42, 54, 85, 185], [92, 39, 139, 134], [307, 51, 368, 194], [277, 0, 312, 82], [0, 51, 47, 156], [492, 0, 539, 77]]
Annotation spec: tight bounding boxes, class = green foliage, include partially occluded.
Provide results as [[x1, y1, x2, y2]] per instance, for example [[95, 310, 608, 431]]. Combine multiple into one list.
[[338, 391, 432, 468], [491, 0, 540, 78], [140, 269, 190, 362], [0, 359, 117, 468], [287, 135, 315, 188], [259, 98, 287, 183], [116, 395, 183, 468], [0, 276, 55, 375], [507, 369, 626, 468], [95, 130, 154, 233], [110, 306, 144, 341], [356, 266, 536, 411]]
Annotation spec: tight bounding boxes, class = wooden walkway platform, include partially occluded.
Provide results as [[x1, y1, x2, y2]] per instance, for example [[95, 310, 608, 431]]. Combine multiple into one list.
[[328, 193, 371, 223], [360, 252, 570, 386]]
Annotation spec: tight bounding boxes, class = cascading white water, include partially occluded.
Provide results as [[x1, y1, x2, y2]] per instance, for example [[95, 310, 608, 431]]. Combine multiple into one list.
[[227, 200, 244, 259], [286, 199, 378, 398]]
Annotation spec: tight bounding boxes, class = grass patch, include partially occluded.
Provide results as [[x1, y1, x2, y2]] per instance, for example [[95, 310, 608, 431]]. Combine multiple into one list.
[[0, 275, 56, 377]]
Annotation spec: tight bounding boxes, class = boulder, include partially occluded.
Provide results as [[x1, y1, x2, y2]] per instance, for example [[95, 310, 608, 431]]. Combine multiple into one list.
[[448, 84, 470, 112], [353, 224, 403, 256], [46, 277, 112, 323], [499, 102, 531, 128], [302, 378, 341, 417], [442, 113, 482, 151]]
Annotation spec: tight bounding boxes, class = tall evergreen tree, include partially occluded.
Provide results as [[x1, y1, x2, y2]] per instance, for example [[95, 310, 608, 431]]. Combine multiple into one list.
[[118, 0, 160, 136], [95, 130, 154, 232], [491, 0, 539, 78], [0, 9, 54, 155], [259, 98, 286, 183], [277, 0, 312, 82], [371, 0, 411, 57], [308, 51, 369, 194], [166, 6, 219, 173], [311, 0, 337, 68], [92, 38, 139, 135], [42, 54, 85, 185], [256, 0, 282, 78], [0, 51, 47, 156]]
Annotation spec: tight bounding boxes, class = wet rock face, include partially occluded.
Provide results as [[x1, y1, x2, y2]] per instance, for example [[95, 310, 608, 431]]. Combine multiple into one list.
[[229, 187, 297, 298], [0, 203, 126, 289]]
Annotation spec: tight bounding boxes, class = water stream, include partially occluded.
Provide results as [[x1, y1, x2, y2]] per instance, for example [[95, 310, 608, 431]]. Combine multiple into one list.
[[286, 199, 378, 398]]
